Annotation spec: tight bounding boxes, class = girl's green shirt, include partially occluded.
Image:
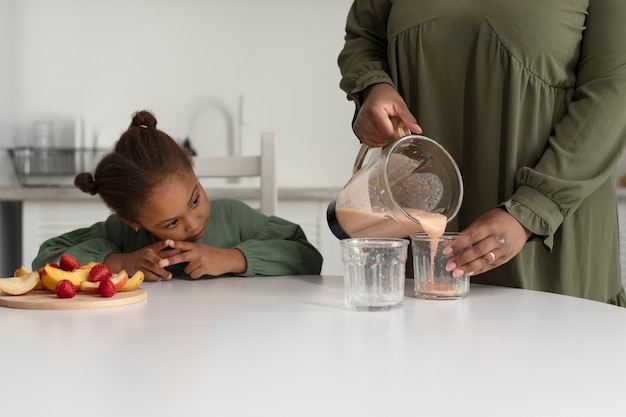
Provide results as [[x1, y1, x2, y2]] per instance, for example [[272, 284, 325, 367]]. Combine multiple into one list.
[[32, 199, 323, 277]]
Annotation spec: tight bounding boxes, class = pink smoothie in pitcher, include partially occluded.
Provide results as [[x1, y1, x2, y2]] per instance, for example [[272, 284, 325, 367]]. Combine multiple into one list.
[[335, 207, 447, 239]]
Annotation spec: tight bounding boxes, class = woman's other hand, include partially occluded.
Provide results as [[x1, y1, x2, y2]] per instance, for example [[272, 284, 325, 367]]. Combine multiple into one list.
[[353, 83, 422, 147], [442, 208, 532, 277]]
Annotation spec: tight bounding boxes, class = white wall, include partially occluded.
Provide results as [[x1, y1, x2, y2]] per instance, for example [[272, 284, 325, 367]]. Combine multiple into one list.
[[1, 0, 361, 188]]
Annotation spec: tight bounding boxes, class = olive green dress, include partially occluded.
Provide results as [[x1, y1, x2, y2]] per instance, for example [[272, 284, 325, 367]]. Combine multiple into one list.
[[338, 0, 626, 305]]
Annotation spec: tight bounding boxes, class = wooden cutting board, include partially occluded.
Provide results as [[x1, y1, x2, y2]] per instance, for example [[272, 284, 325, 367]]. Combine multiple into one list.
[[0, 288, 147, 310]]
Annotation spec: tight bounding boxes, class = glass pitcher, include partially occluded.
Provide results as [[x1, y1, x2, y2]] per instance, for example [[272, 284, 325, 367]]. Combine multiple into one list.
[[327, 134, 463, 239]]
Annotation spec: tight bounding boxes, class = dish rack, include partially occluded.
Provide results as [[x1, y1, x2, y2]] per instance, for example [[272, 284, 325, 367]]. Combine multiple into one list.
[[8, 147, 109, 187]]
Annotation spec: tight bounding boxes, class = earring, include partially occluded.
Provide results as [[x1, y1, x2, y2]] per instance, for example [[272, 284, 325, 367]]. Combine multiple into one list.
[[134, 226, 140, 232]]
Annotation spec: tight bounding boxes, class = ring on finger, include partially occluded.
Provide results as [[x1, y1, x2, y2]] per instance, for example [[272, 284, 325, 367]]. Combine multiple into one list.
[[486, 251, 496, 264]]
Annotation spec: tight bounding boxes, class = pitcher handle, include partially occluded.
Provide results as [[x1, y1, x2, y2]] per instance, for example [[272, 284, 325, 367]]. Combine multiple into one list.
[[352, 117, 412, 174], [352, 143, 370, 174]]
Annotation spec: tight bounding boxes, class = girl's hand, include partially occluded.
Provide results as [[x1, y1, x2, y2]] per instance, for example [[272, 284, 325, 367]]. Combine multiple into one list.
[[104, 240, 181, 282], [353, 83, 422, 147], [442, 208, 532, 278], [158, 239, 247, 279]]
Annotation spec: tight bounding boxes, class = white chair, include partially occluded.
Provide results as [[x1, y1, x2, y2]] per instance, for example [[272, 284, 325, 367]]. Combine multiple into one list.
[[192, 132, 277, 216]]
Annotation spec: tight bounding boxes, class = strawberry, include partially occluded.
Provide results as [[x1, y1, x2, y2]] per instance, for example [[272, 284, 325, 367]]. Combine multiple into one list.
[[59, 254, 81, 272], [49, 263, 60, 269], [55, 280, 76, 298], [99, 278, 116, 298], [88, 264, 112, 282]]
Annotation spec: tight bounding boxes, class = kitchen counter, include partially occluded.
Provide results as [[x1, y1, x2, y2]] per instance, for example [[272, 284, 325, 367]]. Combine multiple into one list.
[[4, 185, 624, 202], [0, 185, 341, 202]]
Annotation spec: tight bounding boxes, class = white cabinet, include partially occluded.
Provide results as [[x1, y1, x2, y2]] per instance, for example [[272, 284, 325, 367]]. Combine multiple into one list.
[[277, 201, 342, 276], [22, 201, 111, 267], [21, 198, 344, 275]]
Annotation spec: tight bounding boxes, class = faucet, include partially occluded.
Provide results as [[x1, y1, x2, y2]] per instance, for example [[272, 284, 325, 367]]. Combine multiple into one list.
[[187, 95, 246, 183]]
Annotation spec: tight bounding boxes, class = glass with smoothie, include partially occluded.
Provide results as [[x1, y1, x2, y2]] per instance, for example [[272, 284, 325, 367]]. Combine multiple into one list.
[[411, 232, 469, 300]]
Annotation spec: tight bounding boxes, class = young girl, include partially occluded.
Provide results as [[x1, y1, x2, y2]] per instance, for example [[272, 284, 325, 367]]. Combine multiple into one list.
[[32, 110, 323, 281]]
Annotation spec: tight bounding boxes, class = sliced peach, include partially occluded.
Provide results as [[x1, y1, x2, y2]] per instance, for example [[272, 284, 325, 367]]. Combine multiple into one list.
[[36, 267, 48, 290], [80, 270, 128, 294], [41, 263, 90, 292], [68, 262, 100, 290], [110, 270, 129, 291], [0, 271, 41, 295], [80, 262, 99, 272], [119, 270, 144, 292], [79, 280, 100, 293], [36, 266, 50, 290], [14, 266, 31, 277], [16, 266, 45, 290]]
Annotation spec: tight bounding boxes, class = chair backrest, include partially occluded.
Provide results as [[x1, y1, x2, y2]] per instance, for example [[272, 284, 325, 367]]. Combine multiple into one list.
[[192, 132, 277, 216]]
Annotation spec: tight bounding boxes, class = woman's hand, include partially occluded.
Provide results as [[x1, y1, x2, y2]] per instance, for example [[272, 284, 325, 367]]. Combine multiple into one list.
[[158, 239, 247, 279], [442, 208, 532, 278], [353, 83, 422, 147], [104, 240, 180, 282]]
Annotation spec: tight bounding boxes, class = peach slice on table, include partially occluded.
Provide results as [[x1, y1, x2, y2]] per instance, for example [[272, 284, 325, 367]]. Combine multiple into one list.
[[0, 271, 41, 296], [81, 262, 99, 271], [41, 263, 90, 292], [119, 271, 144, 292], [79, 280, 99, 293], [16, 266, 46, 290], [14, 266, 31, 277], [37, 266, 51, 289], [80, 270, 129, 293], [110, 270, 129, 291]]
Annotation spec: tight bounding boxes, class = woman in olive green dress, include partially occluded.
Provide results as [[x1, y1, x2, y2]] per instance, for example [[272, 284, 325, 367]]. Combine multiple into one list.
[[338, 1, 626, 305]]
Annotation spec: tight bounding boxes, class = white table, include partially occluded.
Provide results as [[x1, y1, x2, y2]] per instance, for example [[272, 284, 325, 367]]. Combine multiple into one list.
[[1, 276, 625, 417]]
